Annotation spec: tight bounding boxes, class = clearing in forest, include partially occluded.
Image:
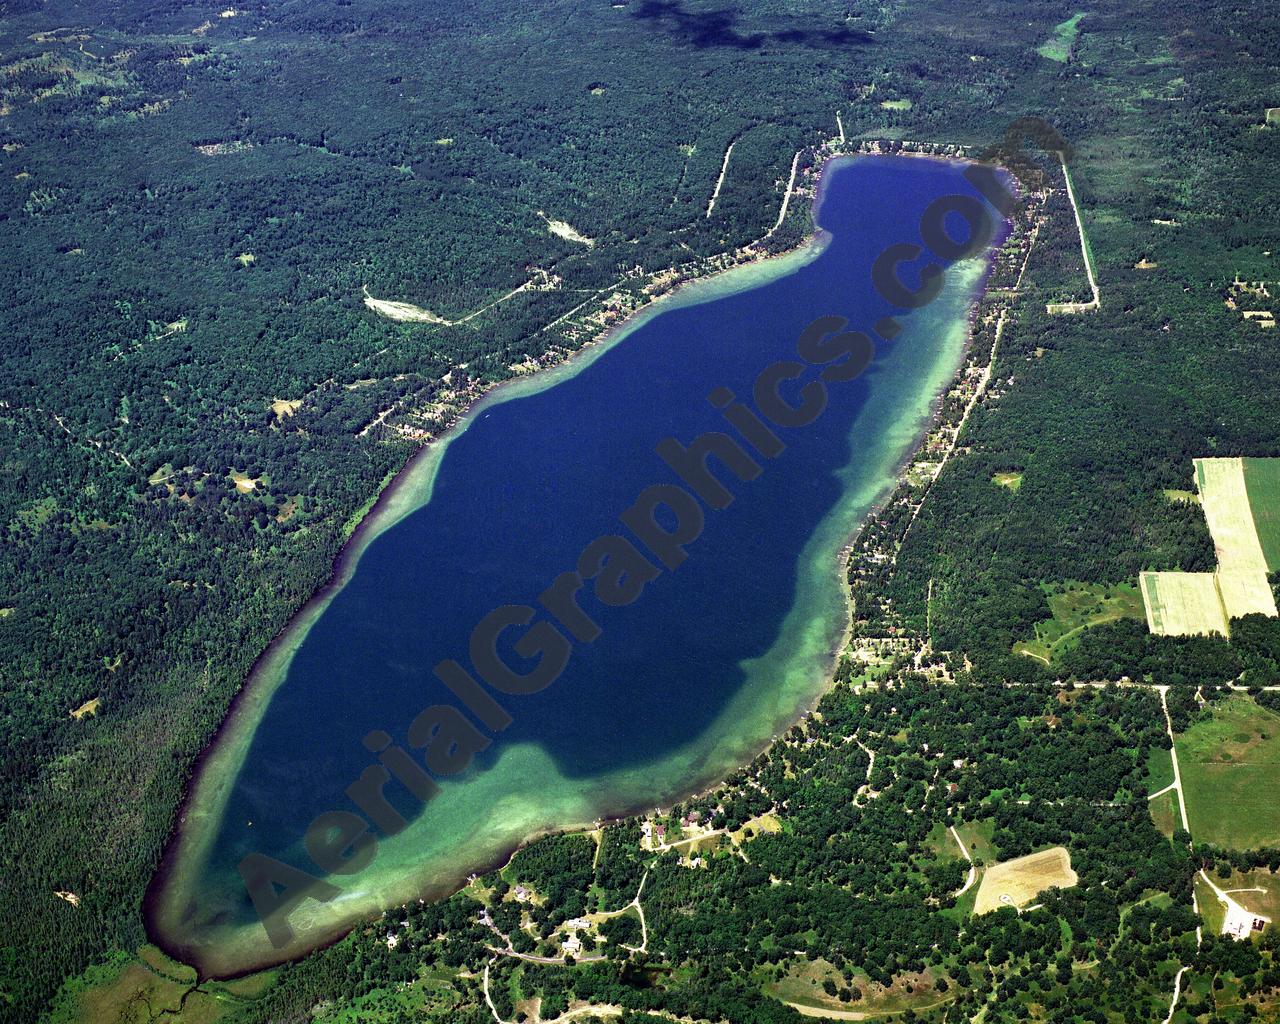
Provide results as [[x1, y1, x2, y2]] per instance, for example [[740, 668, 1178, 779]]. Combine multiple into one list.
[[1013, 581, 1145, 663], [1037, 12, 1086, 62], [973, 847, 1077, 915], [538, 211, 594, 247], [1176, 696, 1280, 850], [270, 398, 301, 418], [70, 696, 100, 719], [362, 287, 448, 324]]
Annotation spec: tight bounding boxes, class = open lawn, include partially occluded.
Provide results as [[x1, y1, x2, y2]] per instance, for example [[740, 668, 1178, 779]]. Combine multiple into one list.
[[992, 471, 1024, 491], [1177, 697, 1280, 849], [973, 847, 1077, 915], [1015, 581, 1145, 662], [1141, 571, 1228, 637], [1038, 12, 1086, 62], [1242, 457, 1280, 571], [729, 811, 783, 846], [1218, 868, 1280, 923], [1144, 745, 1175, 794]]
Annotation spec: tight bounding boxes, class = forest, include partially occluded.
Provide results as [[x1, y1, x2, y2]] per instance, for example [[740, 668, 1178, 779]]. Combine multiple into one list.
[[2, 0, 1279, 1018]]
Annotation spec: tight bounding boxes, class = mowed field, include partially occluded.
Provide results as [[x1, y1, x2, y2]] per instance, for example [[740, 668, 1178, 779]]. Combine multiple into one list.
[[973, 847, 1077, 915], [1177, 697, 1280, 849], [1243, 457, 1280, 571], [1218, 868, 1280, 922], [1141, 571, 1227, 636]]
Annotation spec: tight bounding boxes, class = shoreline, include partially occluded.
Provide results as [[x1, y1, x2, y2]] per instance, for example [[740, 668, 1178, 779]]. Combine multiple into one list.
[[143, 167, 836, 978], [145, 149, 1020, 980]]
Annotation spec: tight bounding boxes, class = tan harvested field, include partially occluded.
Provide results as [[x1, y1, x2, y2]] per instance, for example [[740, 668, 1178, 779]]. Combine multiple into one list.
[[1216, 568, 1278, 620], [1196, 457, 1269, 573], [1140, 458, 1280, 635], [1141, 571, 1228, 636], [973, 846, 1077, 915]]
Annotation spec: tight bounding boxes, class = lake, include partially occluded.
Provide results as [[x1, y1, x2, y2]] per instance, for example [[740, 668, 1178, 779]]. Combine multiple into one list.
[[148, 154, 1009, 977]]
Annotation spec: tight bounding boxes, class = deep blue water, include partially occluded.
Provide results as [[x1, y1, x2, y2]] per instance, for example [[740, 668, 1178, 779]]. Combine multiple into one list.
[[180, 155, 1004, 947]]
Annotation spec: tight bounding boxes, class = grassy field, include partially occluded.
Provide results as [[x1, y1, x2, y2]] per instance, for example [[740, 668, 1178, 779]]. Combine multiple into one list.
[[1194, 874, 1228, 934], [1162, 488, 1199, 504], [1037, 12, 1086, 61], [1014, 581, 1145, 663], [1148, 789, 1180, 839], [765, 958, 956, 1018], [1143, 746, 1175, 794], [992, 471, 1024, 492], [1140, 571, 1228, 636], [973, 847, 1077, 915], [1243, 457, 1280, 571], [45, 945, 278, 1024], [1217, 868, 1280, 922], [1177, 697, 1280, 849]]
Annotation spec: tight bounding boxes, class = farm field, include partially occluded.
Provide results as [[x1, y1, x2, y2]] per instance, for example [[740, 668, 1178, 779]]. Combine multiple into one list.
[[1176, 697, 1280, 849], [1014, 581, 1145, 662], [1195, 457, 1269, 574], [973, 847, 1077, 915], [1243, 457, 1280, 571], [1216, 568, 1279, 621], [1141, 458, 1280, 634], [1140, 571, 1227, 637]]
